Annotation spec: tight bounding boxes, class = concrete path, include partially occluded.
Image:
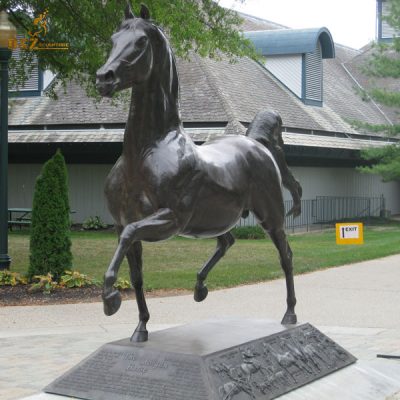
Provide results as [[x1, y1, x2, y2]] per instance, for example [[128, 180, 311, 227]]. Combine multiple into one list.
[[1, 254, 400, 400]]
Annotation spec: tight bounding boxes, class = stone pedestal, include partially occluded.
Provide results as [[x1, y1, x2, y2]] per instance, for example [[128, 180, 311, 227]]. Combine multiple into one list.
[[44, 319, 356, 400]]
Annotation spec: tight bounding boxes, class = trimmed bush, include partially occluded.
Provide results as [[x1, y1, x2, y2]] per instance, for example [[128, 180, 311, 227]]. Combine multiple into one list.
[[28, 150, 72, 280], [232, 225, 265, 239]]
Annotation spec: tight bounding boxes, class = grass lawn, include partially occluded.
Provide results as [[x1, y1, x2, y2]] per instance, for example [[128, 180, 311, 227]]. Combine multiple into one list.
[[8, 223, 400, 292]]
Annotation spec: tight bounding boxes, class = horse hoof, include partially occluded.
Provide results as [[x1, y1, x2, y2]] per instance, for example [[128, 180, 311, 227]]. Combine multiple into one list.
[[293, 208, 301, 218], [194, 284, 208, 302], [131, 329, 148, 342], [286, 206, 301, 218], [281, 313, 297, 325], [103, 290, 122, 316]]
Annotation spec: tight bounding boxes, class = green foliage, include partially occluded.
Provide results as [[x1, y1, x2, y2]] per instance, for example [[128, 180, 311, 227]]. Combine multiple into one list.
[[28, 150, 72, 280], [358, 0, 400, 181], [0, 270, 28, 286], [60, 270, 100, 288], [113, 278, 131, 290], [28, 270, 100, 293], [349, 119, 400, 136], [359, 144, 400, 181], [29, 273, 58, 294], [370, 88, 400, 108], [4, 0, 255, 98], [52, 149, 71, 215], [232, 226, 265, 239], [82, 216, 107, 230], [366, 45, 400, 79]]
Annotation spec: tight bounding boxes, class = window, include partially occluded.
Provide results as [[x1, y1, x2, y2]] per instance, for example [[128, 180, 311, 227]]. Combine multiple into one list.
[[377, 0, 399, 42], [304, 41, 323, 105], [9, 34, 42, 97]]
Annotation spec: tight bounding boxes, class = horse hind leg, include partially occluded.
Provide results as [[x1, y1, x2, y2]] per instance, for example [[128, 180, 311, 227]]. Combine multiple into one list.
[[261, 223, 297, 325], [194, 232, 235, 302]]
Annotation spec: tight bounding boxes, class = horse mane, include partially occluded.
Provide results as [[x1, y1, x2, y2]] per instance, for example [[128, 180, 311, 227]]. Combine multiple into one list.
[[152, 24, 179, 101]]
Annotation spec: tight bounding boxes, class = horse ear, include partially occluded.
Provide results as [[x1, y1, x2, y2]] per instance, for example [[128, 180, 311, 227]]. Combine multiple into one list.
[[140, 4, 150, 20], [125, 2, 135, 19]]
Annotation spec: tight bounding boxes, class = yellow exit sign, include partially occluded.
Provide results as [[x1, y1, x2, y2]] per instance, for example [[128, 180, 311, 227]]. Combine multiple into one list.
[[336, 223, 364, 245]]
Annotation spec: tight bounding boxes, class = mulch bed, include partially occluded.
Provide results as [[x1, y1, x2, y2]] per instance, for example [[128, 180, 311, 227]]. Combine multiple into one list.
[[0, 285, 191, 307]]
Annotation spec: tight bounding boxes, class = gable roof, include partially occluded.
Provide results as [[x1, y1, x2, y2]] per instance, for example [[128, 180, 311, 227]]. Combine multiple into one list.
[[238, 12, 288, 32], [244, 28, 335, 58], [342, 44, 400, 125], [7, 12, 399, 153]]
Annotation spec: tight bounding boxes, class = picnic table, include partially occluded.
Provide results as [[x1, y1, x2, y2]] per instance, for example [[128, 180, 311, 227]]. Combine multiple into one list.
[[8, 208, 76, 230], [8, 208, 32, 230]]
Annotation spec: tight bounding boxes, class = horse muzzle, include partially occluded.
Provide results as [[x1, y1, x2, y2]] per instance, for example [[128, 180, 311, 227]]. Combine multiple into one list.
[[96, 69, 119, 97]]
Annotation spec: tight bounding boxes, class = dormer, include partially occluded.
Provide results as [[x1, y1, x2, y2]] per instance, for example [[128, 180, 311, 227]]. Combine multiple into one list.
[[244, 28, 335, 106], [9, 34, 43, 97], [8, 33, 55, 97], [376, 0, 399, 42], [9, 51, 55, 97]]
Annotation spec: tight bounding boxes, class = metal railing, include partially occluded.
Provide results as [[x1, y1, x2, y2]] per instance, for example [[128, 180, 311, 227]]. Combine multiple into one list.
[[236, 196, 386, 232], [313, 196, 384, 224]]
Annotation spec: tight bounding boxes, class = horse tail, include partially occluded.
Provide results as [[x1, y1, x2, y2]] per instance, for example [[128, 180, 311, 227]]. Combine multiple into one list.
[[246, 110, 302, 218]]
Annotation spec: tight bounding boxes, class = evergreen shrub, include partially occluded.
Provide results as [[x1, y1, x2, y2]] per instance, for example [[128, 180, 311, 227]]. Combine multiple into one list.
[[28, 150, 72, 279]]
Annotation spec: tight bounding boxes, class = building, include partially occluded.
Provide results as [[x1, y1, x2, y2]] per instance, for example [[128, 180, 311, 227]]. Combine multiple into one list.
[[376, 0, 399, 43], [7, 4, 400, 225]]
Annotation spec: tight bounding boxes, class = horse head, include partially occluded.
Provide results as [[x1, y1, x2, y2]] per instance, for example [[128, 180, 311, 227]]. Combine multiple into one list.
[[96, 4, 164, 97]]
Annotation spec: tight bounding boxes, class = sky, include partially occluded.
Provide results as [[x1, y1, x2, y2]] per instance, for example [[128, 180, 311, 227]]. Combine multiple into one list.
[[218, 0, 377, 49]]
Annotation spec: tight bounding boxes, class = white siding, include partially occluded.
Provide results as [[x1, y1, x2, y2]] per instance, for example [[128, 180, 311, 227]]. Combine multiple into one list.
[[68, 165, 113, 223], [264, 55, 302, 98], [8, 164, 42, 208], [9, 164, 114, 224], [9, 164, 400, 225], [284, 166, 400, 214], [42, 70, 55, 90]]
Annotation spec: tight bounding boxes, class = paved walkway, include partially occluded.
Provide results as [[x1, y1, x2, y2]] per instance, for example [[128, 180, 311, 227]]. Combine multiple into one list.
[[1, 254, 400, 399]]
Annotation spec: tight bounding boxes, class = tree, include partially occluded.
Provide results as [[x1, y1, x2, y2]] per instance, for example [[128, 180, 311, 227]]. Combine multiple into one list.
[[28, 150, 72, 280], [358, 0, 400, 181], [2, 0, 254, 98]]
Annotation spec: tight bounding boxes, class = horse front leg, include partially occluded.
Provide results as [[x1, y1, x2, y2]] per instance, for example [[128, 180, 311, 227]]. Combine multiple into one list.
[[194, 232, 235, 302], [126, 241, 150, 342], [102, 208, 179, 321]]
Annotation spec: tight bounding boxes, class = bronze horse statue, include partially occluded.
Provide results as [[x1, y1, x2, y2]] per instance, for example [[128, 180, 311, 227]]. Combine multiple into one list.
[[96, 4, 301, 342]]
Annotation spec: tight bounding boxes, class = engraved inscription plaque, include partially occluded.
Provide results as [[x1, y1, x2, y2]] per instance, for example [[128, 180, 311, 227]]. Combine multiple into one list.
[[45, 321, 356, 400], [46, 345, 210, 400]]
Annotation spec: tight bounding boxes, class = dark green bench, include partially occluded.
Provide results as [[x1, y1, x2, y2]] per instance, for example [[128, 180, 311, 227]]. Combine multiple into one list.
[[8, 220, 31, 230], [8, 208, 32, 231]]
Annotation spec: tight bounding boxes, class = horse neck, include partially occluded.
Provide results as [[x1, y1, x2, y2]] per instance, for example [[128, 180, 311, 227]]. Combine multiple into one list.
[[123, 51, 181, 156]]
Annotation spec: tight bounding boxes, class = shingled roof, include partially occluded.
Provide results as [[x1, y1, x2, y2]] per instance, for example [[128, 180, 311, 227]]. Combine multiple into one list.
[[343, 44, 400, 125], [8, 12, 398, 151]]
